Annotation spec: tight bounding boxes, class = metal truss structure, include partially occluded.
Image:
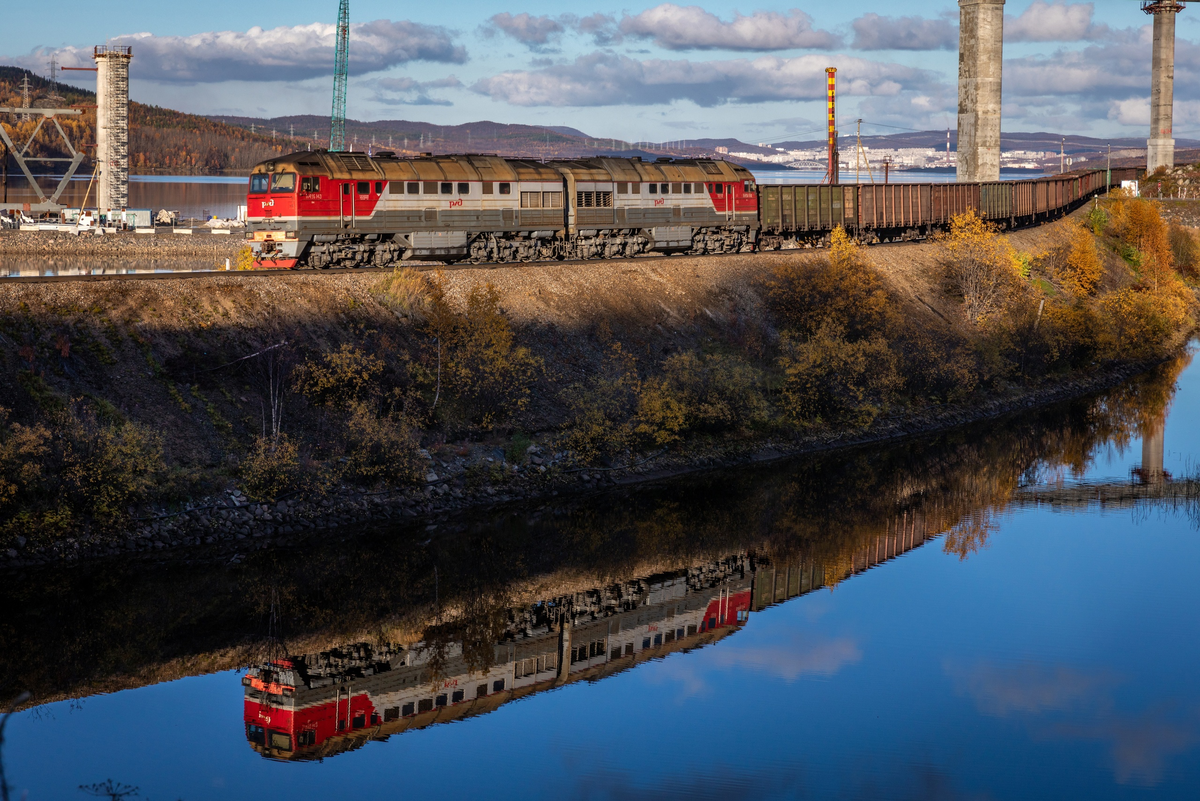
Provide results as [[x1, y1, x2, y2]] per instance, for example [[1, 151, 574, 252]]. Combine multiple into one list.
[[0, 106, 86, 212]]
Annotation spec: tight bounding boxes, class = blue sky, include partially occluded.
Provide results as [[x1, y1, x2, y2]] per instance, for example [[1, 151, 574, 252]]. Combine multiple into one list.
[[5, 1, 1200, 144]]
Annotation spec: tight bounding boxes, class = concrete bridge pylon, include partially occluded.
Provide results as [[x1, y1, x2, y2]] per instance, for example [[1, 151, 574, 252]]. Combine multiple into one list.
[[957, 0, 1005, 183], [1145, 1, 1185, 174]]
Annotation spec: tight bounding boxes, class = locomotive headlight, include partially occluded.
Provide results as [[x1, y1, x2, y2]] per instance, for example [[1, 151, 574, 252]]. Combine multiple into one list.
[[285, 231, 297, 239], [245, 232, 255, 240]]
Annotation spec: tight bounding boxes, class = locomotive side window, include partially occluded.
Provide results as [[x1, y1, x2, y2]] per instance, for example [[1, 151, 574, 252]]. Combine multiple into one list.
[[648, 184, 657, 194], [342, 183, 350, 196], [671, 182, 682, 194], [383, 707, 399, 722], [616, 182, 627, 194], [435, 694, 447, 707], [423, 181, 437, 194], [271, 173, 296, 193], [492, 679, 505, 692], [452, 690, 465, 703], [375, 181, 383, 194], [631, 182, 640, 194], [498, 182, 512, 194], [301, 176, 320, 192], [440, 182, 452, 194], [482, 181, 493, 194], [714, 184, 724, 194], [682, 183, 692, 193], [356, 181, 369, 195], [418, 698, 433, 713], [402, 702, 415, 716], [457, 182, 470, 194], [477, 683, 488, 698], [406, 182, 419, 194], [660, 183, 670, 194]]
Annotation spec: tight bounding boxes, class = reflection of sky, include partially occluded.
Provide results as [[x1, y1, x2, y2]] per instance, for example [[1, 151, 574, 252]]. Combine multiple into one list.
[[8, 357, 1200, 799]]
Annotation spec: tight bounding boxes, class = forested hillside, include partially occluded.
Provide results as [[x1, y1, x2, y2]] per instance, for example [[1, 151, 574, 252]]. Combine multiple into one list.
[[0, 67, 305, 175]]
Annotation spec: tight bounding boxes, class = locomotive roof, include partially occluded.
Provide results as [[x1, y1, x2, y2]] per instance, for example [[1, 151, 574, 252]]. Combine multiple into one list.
[[250, 152, 754, 184]]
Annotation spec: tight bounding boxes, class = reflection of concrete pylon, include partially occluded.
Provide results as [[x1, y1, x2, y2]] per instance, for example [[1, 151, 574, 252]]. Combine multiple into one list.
[[1136, 413, 1167, 484]]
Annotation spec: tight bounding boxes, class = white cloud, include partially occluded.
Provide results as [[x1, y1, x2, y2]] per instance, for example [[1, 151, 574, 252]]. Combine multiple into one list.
[[851, 13, 958, 51], [472, 51, 938, 107], [372, 76, 463, 106], [17, 20, 466, 83], [1006, 1, 1127, 43], [617, 4, 840, 51], [487, 13, 565, 48]]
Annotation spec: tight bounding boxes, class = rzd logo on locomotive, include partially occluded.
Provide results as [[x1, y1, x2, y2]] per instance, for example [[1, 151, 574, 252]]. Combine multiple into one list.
[[448, 199, 463, 208], [653, 199, 665, 207]]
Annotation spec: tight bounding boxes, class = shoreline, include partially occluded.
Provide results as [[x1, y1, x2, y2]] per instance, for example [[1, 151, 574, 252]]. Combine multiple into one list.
[[0, 349, 1179, 572]]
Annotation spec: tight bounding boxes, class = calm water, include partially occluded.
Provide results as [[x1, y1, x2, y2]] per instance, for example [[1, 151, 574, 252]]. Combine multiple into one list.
[[2, 348, 1199, 799]]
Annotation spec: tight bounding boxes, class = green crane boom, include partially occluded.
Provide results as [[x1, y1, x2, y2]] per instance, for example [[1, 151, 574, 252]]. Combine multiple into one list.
[[329, 0, 349, 151]]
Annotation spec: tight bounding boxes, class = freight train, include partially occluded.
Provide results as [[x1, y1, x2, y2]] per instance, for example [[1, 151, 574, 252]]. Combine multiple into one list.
[[245, 150, 1141, 269]]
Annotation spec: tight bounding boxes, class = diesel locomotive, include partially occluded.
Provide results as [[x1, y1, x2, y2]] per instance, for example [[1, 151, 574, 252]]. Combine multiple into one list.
[[244, 149, 1140, 269]]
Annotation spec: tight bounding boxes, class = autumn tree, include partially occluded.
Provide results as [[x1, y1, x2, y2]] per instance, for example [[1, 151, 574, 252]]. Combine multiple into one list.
[[939, 211, 1023, 325]]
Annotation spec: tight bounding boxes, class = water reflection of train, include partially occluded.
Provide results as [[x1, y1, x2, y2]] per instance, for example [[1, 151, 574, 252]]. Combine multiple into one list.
[[245, 521, 938, 760]]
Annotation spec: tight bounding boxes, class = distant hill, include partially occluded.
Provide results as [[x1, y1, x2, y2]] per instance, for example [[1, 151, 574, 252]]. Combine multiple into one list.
[[0, 66, 308, 175]]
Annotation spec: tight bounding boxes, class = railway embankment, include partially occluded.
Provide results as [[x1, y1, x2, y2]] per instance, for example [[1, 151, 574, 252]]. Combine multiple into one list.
[[0, 196, 1197, 569]]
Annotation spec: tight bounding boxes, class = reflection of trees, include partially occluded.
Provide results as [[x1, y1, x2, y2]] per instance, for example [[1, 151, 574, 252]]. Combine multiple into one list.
[[0, 351, 1191, 707]]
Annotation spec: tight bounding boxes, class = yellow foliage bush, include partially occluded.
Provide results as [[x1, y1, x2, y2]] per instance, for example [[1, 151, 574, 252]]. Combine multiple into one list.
[[341, 402, 423, 485], [0, 404, 164, 542], [777, 324, 899, 429], [232, 246, 256, 271], [559, 343, 641, 461], [424, 282, 542, 428], [767, 226, 892, 340], [1107, 194, 1173, 289], [294, 344, 385, 407], [241, 434, 301, 501], [657, 351, 768, 432], [1056, 223, 1104, 296], [939, 211, 1023, 325], [1168, 223, 1200, 281]]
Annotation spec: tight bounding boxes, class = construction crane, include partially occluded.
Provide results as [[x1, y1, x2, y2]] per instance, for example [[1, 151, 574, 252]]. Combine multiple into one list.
[[329, 0, 349, 151]]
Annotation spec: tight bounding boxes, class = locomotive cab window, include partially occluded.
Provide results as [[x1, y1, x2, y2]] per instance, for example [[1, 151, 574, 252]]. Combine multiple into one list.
[[300, 176, 320, 193], [713, 183, 724, 194], [457, 182, 470, 195], [271, 173, 296, 193], [744, 181, 756, 192], [357, 181, 370, 195], [250, 174, 268, 194], [498, 182, 512, 194], [375, 181, 383, 194]]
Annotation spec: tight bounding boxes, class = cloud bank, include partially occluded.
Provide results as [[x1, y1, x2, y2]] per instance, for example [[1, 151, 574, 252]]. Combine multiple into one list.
[[20, 20, 466, 83]]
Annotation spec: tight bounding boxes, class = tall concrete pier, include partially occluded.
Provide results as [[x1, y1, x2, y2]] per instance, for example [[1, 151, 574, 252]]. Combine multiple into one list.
[[957, 0, 1005, 183], [1146, 2, 1183, 174], [93, 45, 132, 211]]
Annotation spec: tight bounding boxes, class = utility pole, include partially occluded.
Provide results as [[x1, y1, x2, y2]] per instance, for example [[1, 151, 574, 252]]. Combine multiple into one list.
[[1107, 143, 1112, 190], [856, 119, 861, 184]]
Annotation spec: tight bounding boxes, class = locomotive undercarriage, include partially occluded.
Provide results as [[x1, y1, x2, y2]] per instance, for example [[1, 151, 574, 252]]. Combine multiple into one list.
[[292, 225, 754, 268]]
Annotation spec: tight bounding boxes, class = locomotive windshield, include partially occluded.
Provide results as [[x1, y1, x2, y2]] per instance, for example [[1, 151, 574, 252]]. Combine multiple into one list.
[[271, 173, 296, 193], [249, 174, 268, 194]]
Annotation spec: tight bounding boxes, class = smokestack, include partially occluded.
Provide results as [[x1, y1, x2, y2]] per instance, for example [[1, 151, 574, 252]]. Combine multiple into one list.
[[1145, 1, 1183, 174], [826, 67, 838, 185], [957, 0, 1004, 183], [94, 45, 132, 212]]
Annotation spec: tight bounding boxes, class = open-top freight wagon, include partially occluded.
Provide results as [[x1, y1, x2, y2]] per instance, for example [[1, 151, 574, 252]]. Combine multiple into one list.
[[244, 151, 1139, 268]]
